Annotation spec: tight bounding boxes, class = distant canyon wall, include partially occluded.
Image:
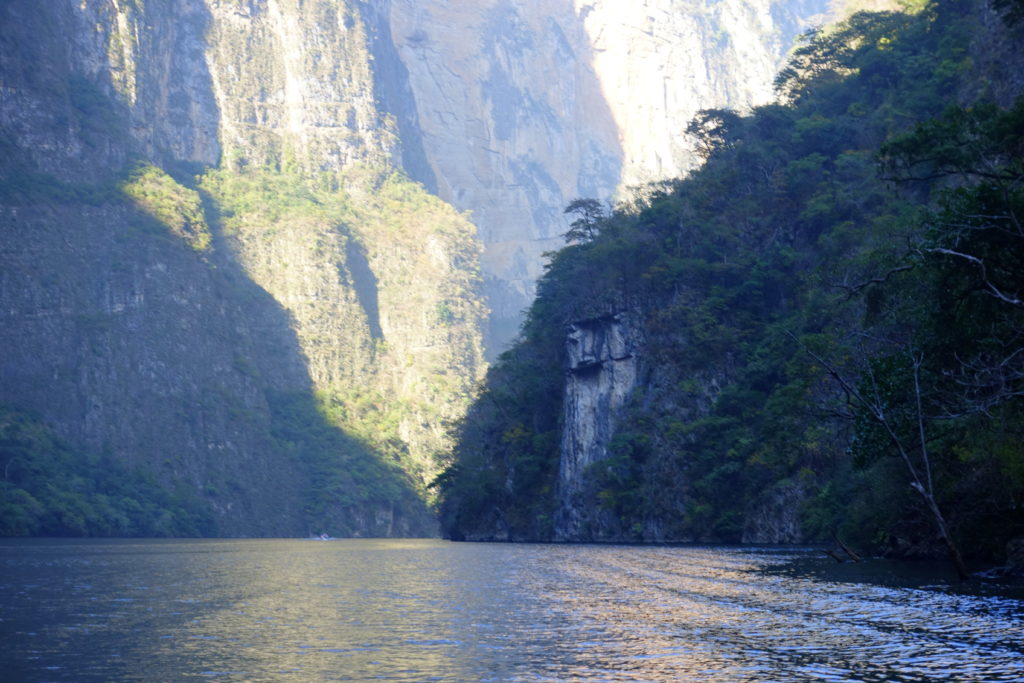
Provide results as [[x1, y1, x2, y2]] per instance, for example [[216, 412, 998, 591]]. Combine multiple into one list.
[[383, 0, 832, 353]]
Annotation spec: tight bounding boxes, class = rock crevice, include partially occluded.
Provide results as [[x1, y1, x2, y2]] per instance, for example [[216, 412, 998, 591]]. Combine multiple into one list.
[[555, 313, 643, 540]]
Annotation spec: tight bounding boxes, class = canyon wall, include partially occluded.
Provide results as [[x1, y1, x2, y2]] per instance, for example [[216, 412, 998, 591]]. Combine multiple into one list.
[[387, 0, 831, 353], [0, 0, 484, 536], [1, 0, 833, 536]]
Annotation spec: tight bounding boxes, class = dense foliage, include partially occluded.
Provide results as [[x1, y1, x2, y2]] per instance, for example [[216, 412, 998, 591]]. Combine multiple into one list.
[[0, 406, 214, 536], [439, 0, 1024, 561]]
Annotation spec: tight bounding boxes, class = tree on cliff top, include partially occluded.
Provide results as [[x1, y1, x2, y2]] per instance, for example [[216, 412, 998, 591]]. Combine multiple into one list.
[[562, 198, 607, 243]]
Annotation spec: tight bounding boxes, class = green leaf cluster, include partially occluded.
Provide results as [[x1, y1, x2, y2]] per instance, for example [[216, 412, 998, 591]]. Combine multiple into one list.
[[121, 162, 212, 251]]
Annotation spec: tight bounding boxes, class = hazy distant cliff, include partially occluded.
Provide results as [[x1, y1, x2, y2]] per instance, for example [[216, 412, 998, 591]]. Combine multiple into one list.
[[386, 0, 831, 352]]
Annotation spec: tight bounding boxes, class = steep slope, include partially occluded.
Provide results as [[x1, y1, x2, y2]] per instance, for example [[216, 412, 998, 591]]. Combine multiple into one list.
[[439, 0, 1024, 564], [0, 0, 484, 536]]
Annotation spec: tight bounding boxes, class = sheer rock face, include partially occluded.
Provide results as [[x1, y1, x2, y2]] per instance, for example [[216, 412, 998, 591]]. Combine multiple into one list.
[[555, 313, 643, 541], [204, 0, 398, 173], [573, 0, 830, 187], [0, 0, 484, 536], [49, 0, 395, 174], [386, 0, 831, 354], [387, 0, 623, 352]]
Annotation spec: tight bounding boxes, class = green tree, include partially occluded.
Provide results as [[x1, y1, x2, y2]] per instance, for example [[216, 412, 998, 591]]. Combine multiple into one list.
[[562, 198, 607, 243]]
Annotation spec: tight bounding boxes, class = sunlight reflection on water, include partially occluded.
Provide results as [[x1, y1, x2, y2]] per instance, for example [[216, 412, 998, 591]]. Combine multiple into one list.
[[1, 539, 1022, 681]]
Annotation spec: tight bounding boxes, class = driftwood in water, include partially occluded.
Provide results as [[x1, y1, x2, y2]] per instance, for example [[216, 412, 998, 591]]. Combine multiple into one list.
[[832, 532, 862, 562], [823, 549, 845, 563]]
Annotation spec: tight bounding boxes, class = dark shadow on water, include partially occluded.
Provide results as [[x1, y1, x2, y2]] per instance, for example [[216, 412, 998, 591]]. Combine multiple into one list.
[[761, 548, 1024, 599]]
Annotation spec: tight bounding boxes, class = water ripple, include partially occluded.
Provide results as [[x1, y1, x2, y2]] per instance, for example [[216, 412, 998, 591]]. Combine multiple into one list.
[[1, 540, 1022, 681]]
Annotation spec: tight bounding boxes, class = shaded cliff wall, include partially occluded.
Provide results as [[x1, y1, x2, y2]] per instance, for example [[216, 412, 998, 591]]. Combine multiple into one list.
[[0, 0, 220, 178], [0, 0, 485, 536], [1, 0, 313, 536], [0, 199, 314, 536]]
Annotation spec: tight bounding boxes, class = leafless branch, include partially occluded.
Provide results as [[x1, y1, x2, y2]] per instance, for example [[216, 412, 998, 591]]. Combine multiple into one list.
[[910, 350, 934, 495], [787, 330, 970, 579], [926, 248, 1024, 307]]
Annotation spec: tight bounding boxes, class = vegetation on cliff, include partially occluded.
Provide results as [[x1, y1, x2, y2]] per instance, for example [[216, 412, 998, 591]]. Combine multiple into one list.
[[0, 163, 475, 537], [439, 0, 1024, 563], [200, 164, 487, 504], [0, 406, 214, 537], [0, 0, 489, 537]]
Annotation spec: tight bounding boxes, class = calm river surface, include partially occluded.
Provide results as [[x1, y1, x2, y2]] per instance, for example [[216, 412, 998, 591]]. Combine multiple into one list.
[[1, 539, 1022, 681]]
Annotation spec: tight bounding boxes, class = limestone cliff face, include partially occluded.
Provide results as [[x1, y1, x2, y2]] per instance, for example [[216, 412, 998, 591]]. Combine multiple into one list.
[[0, 0, 484, 536], [554, 313, 643, 540], [574, 0, 830, 186], [387, 0, 622, 350], [48, 0, 394, 174], [204, 0, 397, 173], [386, 0, 832, 353]]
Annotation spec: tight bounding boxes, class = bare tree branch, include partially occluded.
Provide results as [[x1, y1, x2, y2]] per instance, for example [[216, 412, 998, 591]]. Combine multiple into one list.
[[926, 248, 1024, 307], [787, 330, 970, 580]]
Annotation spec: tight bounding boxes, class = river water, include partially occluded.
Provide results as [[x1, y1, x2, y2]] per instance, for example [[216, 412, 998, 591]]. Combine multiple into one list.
[[1, 539, 1022, 681]]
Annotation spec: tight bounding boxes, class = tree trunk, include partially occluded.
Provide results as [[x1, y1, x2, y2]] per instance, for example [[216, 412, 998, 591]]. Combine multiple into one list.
[[913, 482, 970, 581], [832, 531, 862, 562]]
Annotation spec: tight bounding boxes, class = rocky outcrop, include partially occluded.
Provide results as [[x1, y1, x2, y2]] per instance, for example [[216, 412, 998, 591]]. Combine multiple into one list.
[[0, 201, 312, 536], [555, 312, 643, 540]]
